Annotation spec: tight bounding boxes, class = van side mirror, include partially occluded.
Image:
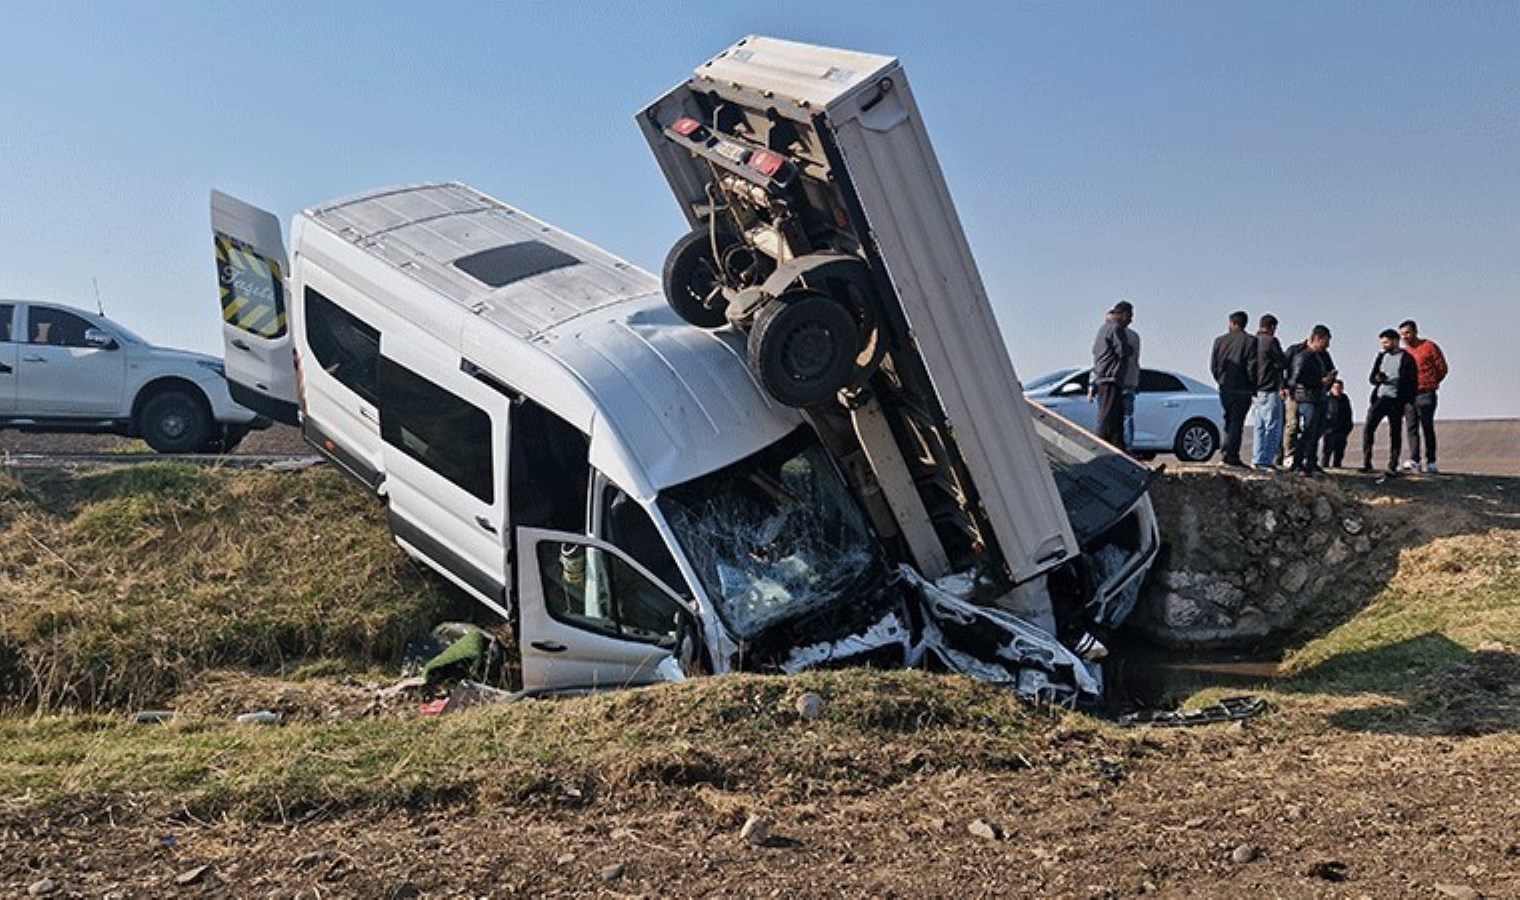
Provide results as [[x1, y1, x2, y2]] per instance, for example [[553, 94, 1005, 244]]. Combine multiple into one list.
[[84, 328, 118, 350]]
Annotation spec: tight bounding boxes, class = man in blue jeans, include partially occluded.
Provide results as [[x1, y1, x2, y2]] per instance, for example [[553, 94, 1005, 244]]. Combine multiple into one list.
[[1249, 313, 1286, 469], [1288, 325, 1336, 475]]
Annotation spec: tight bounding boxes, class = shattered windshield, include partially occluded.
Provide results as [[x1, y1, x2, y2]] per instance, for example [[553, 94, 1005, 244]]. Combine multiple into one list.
[[658, 428, 879, 640]]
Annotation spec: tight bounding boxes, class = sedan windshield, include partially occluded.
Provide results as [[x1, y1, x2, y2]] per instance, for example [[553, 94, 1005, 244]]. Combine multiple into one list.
[[1023, 368, 1079, 393], [658, 428, 879, 640]]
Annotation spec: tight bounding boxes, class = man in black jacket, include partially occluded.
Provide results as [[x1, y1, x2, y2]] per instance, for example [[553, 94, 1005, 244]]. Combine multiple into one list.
[[1288, 324, 1336, 475], [1360, 328, 1419, 475], [1320, 379, 1354, 468], [1090, 300, 1133, 449], [1210, 310, 1257, 468], [1251, 314, 1287, 469]]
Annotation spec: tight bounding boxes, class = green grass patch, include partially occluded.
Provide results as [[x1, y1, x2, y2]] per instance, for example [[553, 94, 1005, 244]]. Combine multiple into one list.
[[0, 466, 453, 710], [0, 670, 1047, 819]]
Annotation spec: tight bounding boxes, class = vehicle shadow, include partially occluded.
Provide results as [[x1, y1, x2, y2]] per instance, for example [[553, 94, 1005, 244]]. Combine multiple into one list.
[[1278, 633, 1518, 737]]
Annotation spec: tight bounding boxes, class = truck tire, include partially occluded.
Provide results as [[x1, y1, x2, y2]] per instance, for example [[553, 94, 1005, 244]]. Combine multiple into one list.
[[140, 390, 212, 454], [747, 291, 859, 408], [1173, 418, 1220, 463], [662, 227, 737, 329]]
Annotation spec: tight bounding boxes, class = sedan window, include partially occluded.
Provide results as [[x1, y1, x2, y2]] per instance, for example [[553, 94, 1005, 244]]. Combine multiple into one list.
[[1139, 370, 1186, 393]]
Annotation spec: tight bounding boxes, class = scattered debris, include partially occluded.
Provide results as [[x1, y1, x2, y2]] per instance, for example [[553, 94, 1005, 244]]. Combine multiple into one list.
[[27, 878, 57, 897], [794, 691, 824, 721], [234, 710, 279, 726], [132, 710, 174, 725], [1434, 885, 1482, 900], [1306, 859, 1349, 882], [600, 862, 626, 884], [449, 679, 515, 711], [174, 865, 211, 885], [418, 699, 449, 717], [1230, 843, 1259, 864], [967, 819, 1002, 841], [740, 815, 772, 847], [1118, 696, 1267, 728]]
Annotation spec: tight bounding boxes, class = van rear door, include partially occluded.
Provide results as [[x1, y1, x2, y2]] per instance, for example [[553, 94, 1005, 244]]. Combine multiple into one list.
[[514, 528, 695, 693], [210, 190, 299, 425]]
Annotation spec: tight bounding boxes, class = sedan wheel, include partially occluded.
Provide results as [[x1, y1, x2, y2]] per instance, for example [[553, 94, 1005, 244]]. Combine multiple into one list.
[[1174, 418, 1220, 463]]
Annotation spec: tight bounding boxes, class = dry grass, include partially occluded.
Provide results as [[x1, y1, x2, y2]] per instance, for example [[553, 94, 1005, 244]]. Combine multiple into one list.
[[0, 464, 451, 710]]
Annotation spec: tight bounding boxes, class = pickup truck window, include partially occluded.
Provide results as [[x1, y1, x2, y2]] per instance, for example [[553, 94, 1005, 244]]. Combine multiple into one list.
[[658, 429, 878, 640], [26, 308, 92, 347], [377, 357, 494, 503], [0, 305, 11, 342], [305, 288, 380, 403]]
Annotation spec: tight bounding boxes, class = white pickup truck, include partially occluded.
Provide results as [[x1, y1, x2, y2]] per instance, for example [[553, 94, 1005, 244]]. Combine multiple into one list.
[[640, 36, 1158, 679], [0, 299, 267, 452]]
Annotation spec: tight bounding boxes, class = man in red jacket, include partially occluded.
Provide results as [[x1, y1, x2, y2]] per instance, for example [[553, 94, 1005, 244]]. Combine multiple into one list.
[[1398, 319, 1449, 474]]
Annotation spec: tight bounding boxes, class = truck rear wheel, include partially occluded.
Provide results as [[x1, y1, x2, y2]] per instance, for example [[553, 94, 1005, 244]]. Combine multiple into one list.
[[140, 390, 212, 454], [662, 228, 737, 329], [747, 291, 859, 408]]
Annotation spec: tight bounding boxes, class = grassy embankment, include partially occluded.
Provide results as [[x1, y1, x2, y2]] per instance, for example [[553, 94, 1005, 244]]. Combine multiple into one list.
[[0, 465, 1514, 819]]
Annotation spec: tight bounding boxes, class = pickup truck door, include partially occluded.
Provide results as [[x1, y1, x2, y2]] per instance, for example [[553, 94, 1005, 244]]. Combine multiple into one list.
[[14, 305, 125, 416], [0, 304, 16, 413], [210, 190, 299, 426], [515, 528, 695, 693]]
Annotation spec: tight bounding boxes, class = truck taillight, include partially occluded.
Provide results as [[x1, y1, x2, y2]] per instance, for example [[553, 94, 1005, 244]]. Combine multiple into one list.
[[747, 149, 787, 178], [671, 117, 707, 140]]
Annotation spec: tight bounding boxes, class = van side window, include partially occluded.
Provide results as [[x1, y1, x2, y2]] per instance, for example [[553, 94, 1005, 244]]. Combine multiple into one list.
[[509, 400, 589, 532], [377, 357, 494, 503], [305, 288, 380, 402], [0, 305, 12, 342]]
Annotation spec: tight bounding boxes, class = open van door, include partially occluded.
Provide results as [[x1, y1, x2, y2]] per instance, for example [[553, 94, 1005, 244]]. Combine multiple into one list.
[[515, 528, 700, 693], [210, 190, 299, 426]]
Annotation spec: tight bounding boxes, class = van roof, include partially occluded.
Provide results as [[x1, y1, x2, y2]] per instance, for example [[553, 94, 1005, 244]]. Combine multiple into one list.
[[307, 183, 656, 340], [302, 183, 802, 498]]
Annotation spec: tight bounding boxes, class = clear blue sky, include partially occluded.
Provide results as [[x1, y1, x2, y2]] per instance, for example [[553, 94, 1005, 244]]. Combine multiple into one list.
[[2, 1, 1515, 418]]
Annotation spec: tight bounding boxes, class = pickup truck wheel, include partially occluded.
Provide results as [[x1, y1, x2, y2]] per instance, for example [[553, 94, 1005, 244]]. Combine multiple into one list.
[[747, 292, 859, 408], [663, 228, 737, 329], [140, 390, 211, 454], [1173, 418, 1220, 463]]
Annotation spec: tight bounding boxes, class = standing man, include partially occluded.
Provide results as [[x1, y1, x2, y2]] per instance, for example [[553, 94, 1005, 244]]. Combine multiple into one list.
[[1250, 313, 1287, 469], [1320, 379, 1354, 468], [1361, 328, 1418, 475], [1398, 319, 1449, 474], [1090, 300, 1132, 449], [1210, 310, 1257, 468], [1121, 316, 1142, 453], [1288, 324, 1336, 475]]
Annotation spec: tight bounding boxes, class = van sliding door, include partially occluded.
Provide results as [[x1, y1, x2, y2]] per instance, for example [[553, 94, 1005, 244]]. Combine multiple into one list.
[[377, 346, 510, 621]]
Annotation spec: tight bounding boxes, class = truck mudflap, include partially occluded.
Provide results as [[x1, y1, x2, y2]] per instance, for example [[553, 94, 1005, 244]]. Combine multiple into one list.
[[776, 564, 1103, 705]]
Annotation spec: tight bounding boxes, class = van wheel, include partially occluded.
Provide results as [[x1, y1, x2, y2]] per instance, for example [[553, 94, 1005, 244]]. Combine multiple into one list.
[[140, 390, 211, 454], [747, 292, 859, 408], [1173, 418, 1219, 463], [662, 227, 737, 329]]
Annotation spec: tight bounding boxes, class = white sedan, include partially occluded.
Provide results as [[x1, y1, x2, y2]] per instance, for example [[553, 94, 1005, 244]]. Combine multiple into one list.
[[1023, 367, 1225, 462]]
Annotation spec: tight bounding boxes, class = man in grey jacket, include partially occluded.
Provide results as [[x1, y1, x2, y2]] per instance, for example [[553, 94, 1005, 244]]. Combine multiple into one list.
[[1360, 328, 1418, 475], [1090, 300, 1132, 449], [1210, 310, 1257, 468]]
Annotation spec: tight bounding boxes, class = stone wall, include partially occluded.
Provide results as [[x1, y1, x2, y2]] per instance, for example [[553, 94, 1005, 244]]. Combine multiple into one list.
[[1133, 470, 1399, 649]]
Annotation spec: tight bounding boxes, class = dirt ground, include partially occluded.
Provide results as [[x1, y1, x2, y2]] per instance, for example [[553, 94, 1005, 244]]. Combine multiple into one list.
[[3, 704, 1515, 899], [2, 424, 1515, 898]]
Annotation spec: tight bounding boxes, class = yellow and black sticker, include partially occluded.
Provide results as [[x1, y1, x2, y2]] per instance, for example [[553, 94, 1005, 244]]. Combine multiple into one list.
[[215, 233, 287, 339]]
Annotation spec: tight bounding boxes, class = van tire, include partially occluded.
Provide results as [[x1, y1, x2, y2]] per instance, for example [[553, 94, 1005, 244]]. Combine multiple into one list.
[[747, 292, 859, 408], [662, 227, 737, 329], [140, 390, 212, 454]]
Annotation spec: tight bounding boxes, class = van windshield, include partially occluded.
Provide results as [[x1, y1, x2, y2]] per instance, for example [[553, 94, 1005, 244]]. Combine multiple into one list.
[[657, 428, 879, 640]]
